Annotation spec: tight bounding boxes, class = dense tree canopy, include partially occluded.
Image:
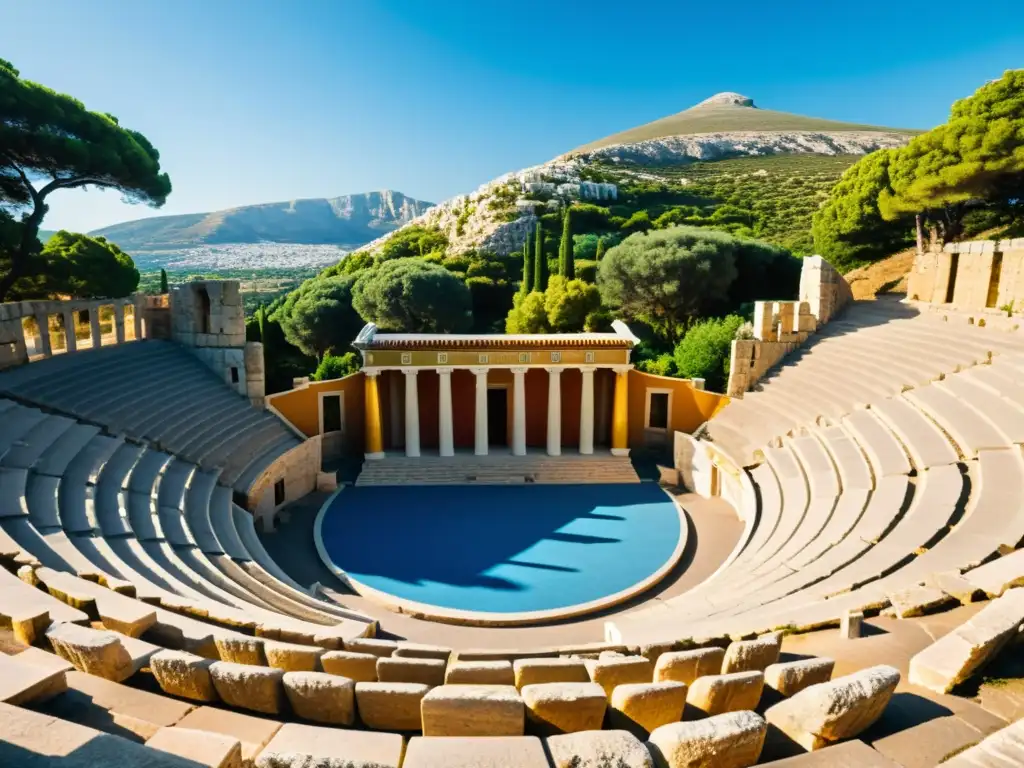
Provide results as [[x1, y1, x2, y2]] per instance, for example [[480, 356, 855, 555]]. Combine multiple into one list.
[[377, 224, 448, 262], [811, 150, 913, 270], [39, 231, 140, 299], [0, 58, 171, 301], [597, 227, 739, 344], [352, 257, 472, 333], [312, 352, 361, 381], [274, 274, 363, 359]]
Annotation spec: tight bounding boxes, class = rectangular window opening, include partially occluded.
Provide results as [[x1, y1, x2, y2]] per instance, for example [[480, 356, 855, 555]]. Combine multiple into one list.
[[230, 366, 239, 384], [647, 392, 670, 430], [322, 394, 343, 434], [274, 479, 285, 507]]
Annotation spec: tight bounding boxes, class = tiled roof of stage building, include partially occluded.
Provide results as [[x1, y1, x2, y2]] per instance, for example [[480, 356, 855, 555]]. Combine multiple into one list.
[[353, 321, 640, 350]]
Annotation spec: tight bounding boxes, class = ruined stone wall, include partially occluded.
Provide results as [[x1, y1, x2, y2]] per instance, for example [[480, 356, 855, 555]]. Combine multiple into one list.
[[247, 436, 321, 531], [170, 280, 265, 407], [726, 256, 851, 398], [0, 293, 145, 371]]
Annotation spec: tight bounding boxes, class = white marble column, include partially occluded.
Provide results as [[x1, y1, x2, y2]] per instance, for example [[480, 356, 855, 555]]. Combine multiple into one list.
[[472, 368, 488, 456], [546, 367, 562, 457], [437, 367, 454, 457], [511, 367, 527, 456], [403, 370, 420, 458], [579, 366, 595, 455]]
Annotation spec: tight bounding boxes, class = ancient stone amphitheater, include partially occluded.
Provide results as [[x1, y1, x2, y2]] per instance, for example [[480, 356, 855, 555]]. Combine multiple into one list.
[[1, 245, 1023, 767]]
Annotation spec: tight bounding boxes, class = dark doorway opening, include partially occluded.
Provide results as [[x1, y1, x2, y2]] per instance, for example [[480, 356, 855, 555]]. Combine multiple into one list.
[[945, 253, 959, 304], [487, 388, 508, 446]]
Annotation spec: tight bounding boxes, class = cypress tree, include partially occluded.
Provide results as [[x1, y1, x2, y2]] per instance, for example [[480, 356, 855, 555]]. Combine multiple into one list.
[[559, 207, 574, 279], [595, 237, 606, 261], [521, 231, 533, 294], [159, 268, 168, 294], [533, 223, 547, 292]]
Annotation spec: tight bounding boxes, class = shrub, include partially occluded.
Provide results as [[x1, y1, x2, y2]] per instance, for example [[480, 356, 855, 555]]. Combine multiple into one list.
[[673, 314, 745, 391], [505, 290, 549, 333], [312, 352, 361, 381]]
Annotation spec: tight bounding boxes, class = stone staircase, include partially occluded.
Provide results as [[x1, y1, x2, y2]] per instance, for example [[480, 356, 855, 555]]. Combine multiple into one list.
[[354, 451, 641, 486]]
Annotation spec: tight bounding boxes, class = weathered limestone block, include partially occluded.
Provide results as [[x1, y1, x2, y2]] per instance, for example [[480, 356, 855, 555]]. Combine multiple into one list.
[[403, 736, 548, 768], [320, 650, 378, 682], [547, 730, 654, 768], [394, 643, 452, 661], [686, 671, 764, 718], [765, 665, 900, 751], [763, 658, 835, 698], [964, 551, 1024, 598], [927, 571, 980, 604], [586, 655, 654, 698], [210, 660, 286, 715], [344, 637, 397, 657], [445, 660, 515, 685], [263, 640, 321, 672], [215, 636, 266, 666], [514, 657, 590, 689], [151, 649, 217, 702], [887, 585, 954, 618], [0, 653, 67, 706], [610, 681, 688, 735], [255, 722, 403, 768], [521, 682, 607, 735], [147, 726, 242, 768], [421, 684, 525, 737], [721, 634, 781, 674], [840, 611, 863, 639], [377, 656, 446, 686], [909, 589, 1024, 693], [646, 710, 767, 768], [654, 648, 725, 685], [282, 671, 354, 726], [45, 622, 134, 682], [175, 706, 283, 767], [355, 681, 430, 731]]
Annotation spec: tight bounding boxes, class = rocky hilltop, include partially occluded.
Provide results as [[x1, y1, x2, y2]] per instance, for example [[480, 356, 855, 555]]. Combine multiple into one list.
[[92, 190, 433, 252], [355, 94, 919, 259]]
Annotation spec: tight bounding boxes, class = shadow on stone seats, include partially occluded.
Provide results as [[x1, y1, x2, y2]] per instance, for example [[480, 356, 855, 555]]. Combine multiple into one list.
[[0, 735, 209, 767], [858, 691, 954, 742]]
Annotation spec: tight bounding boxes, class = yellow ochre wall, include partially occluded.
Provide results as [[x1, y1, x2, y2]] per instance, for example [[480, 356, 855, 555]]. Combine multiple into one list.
[[266, 372, 366, 455], [626, 370, 729, 447]]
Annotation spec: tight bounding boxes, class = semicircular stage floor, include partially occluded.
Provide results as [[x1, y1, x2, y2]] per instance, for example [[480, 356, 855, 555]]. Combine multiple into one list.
[[317, 483, 689, 623]]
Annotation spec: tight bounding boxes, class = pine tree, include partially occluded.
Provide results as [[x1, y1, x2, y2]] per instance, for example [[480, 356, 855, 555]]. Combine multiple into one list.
[[595, 238, 606, 261], [256, 304, 266, 342], [159, 268, 168, 294], [559, 207, 574, 279], [533, 223, 547, 292], [521, 231, 533, 294]]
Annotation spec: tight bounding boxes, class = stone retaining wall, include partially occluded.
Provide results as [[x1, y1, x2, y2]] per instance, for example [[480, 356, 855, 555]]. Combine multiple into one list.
[[249, 436, 321, 531], [908, 238, 1024, 312], [726, 256, 851, 398]]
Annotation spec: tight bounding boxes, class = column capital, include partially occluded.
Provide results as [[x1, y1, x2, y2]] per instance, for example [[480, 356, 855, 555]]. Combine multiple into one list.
[[401, 368, 419, 377], [469, 367, 489, 376], [544, 367, 564, 375], [578, 365, 598, 374], [611, 365, 633, 375], [510, 366, 529, 375], [363, 368, 381, 379], [435, 366, 454, 376]]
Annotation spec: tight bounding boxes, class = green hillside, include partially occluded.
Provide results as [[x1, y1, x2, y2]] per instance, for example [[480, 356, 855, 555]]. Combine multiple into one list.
[[571, 93, 920, 154]]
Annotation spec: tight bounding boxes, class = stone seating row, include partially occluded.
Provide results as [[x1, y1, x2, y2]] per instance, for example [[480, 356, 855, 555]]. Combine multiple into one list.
[[611, 354, 1024, 646], [0, 400, 376, 645], [0, 340, 300, 493], [708, 298, 1024, 467], [1, 629, 904, 767]]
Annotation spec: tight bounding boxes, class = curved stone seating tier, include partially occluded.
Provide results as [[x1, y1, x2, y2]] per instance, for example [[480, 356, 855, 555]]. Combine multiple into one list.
[[0, 340, 300, 495], [868, 396, 959, 471], [0, 399, 376, 647], [707, 299, 1024, 467], [841, 409, 912, 478]]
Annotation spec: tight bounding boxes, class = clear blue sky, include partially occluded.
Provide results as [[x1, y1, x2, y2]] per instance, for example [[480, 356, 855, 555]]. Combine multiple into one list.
[[3, 0, 1022, 232]]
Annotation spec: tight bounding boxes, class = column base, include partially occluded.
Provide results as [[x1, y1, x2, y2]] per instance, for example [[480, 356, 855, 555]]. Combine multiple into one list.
[[579, 447, 594, 456], [547, 448, 562, 457], [365, 452, 386, 461], [610, 448, 630, 457], [474, 448, 488, 457], [513, 447, 527, 457], [405, 449, 420, 458]]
